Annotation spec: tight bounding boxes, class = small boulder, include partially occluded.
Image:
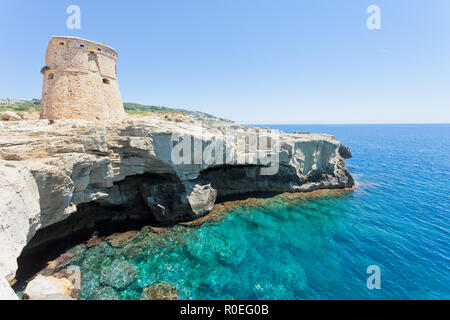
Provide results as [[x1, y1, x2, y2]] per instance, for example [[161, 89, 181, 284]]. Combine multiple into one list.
[[140, 181, 217, 222], [338, 144, 352, 159], [1, 111, 22, 121], [185, 183, 217, 218], [23, 266, 81, 300], [140, 282, 178, 300], [100, 260, 138, 290]]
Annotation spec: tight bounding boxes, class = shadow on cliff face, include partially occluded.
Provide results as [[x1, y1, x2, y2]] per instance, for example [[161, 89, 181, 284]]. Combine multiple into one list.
[[13, 163, 350, 287], [13, 173, 172, 286], [13, 203, 155, 287]]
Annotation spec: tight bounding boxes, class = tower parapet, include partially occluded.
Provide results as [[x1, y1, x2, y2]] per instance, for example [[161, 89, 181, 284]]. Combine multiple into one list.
[[40, 36, 125, 121]]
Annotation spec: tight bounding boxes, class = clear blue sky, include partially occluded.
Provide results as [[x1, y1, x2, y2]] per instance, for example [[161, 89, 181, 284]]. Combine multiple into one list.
[[1, 0, 449, 124]]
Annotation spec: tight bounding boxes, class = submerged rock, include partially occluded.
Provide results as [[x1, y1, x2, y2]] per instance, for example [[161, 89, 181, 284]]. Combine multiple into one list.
[[80, 270, 100, 300], [140, 282, 178, 300], [80, 246, 113, 273], [100, 260, 139, 290], [91, 286, 121, 300], [252, 281, 295, 300]]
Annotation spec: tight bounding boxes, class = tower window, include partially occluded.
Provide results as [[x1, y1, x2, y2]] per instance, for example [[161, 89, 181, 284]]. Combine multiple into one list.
[[103, 78, 110, 84], [80, 44, 85, 48], [59, 42, 65, 46], [47, 73, 54, 80], [88, 52, 97, 61], [98, 48, 101, 52]]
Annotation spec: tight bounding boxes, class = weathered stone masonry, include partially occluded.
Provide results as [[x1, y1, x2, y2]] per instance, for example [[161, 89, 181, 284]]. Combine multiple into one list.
[[40, 36, 125, 121]]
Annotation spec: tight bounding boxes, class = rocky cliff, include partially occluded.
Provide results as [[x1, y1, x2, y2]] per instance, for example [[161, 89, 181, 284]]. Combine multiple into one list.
[[0, 117, 353, 299]]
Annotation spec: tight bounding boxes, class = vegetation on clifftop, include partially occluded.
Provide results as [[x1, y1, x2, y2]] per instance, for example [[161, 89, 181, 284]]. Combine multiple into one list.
[[123, 103, 231, 122], [0, 99, 232, 123], [0, 103, 40, 120]]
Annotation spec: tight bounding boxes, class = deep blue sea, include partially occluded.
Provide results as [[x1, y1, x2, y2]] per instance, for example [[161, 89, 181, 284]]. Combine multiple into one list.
[[68, 124, 450, 300]]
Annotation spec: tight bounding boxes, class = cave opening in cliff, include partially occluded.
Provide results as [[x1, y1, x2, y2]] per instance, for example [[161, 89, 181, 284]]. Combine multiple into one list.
[[11, 161, 312, 291], [13, 172, 182, 288]]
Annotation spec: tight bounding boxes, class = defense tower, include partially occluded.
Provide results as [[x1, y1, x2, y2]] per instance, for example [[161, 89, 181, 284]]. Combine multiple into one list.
[[40, 36, 125, 121]]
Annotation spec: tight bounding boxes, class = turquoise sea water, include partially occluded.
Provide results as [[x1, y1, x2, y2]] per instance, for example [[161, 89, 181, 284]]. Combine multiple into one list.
[[69, 124, 450, 300]]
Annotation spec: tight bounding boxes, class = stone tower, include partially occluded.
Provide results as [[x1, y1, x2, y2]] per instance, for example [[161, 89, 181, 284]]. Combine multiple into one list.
[[40, 36, 125, 121]]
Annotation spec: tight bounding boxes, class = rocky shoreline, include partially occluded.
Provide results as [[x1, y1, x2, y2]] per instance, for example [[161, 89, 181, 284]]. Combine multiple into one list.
[[15, 187, 355, 300], [0, 117, 354, 299]]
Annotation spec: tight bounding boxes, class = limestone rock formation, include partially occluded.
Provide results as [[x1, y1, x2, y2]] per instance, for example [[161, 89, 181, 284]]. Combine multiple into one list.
[[0, 161, 41, 281], [0, 278, 18, 300], [339, 144, 353, 159], [0, 117, 354, 298]]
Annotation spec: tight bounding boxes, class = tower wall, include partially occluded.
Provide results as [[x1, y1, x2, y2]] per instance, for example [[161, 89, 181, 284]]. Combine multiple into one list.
[[40, 37, 125, 121]]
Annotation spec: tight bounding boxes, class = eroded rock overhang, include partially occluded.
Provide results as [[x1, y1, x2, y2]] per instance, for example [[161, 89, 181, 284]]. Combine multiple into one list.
[[0, 118, 354, 298]]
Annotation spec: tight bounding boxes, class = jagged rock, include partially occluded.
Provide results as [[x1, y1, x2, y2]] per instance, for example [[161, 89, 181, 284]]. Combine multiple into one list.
[[140, 282, 178, 300], [100, 260, 138, 290], [1, 111, 22, 121], [23, 266, 81, 300], [185, 183, 217, 217], [338, 144, 353, 159], [140, 182, 217, 221]]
